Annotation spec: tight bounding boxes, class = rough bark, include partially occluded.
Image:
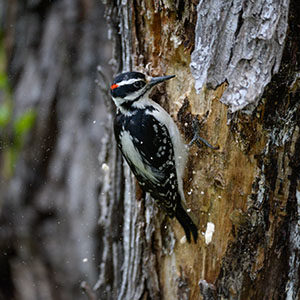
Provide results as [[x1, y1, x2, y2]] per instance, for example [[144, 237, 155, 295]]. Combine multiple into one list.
[[97, 0, 300, 299], [1, 0, 299, 299], [191, 0, 289, 112], [0, 1, 111, 299]]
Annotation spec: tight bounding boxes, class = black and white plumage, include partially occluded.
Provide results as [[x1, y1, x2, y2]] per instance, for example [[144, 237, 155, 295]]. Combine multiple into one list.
[[110, 71, 198, 243]]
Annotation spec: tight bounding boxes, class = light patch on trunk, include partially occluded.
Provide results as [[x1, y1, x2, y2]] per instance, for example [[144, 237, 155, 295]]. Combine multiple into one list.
[[205, 222, 215, 245]]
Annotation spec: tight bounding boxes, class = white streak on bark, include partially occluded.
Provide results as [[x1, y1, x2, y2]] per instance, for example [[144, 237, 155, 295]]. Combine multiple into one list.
[[119, 1, 132, 71]]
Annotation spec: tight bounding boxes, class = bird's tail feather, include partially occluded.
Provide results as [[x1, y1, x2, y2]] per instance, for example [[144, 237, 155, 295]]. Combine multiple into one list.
[[175, 203, 198, 243]]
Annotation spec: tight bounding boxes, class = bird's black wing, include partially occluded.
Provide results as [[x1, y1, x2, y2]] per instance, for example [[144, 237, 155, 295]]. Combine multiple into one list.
[[114, 109, 180, 213]]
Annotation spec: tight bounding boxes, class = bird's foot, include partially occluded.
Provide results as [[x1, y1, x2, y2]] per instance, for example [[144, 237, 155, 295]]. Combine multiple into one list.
[[188, 118, 219, 150]]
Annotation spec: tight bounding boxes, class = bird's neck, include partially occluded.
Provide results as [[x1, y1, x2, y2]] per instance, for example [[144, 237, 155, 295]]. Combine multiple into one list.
[[118, 94, 152, 116]]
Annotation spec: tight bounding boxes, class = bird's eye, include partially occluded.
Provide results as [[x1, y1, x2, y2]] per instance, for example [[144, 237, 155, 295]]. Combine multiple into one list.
[[133, 81, 143, 88]]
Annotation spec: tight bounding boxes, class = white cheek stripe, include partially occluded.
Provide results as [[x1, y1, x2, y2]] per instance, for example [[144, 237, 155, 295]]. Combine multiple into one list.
[[116, 78, 144, 87], [124, 87, 146, 100]]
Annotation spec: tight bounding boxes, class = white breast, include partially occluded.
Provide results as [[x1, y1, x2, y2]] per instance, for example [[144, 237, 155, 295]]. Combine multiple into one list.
[[120, 130, 161, 183]]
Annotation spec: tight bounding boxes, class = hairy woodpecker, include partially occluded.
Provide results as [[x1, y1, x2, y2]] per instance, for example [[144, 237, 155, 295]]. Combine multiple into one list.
[[110, 71, 198, 243]]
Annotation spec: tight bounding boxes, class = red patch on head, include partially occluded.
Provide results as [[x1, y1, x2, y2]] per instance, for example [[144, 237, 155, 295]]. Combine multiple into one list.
[[110, 83, 119, 90]]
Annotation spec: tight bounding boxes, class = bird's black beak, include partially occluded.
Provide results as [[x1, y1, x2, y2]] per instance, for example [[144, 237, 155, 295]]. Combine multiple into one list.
[[149, 75, 175, 88]]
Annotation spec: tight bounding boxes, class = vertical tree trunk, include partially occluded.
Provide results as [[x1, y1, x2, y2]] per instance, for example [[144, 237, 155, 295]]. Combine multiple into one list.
[[1, 0, 299, 299], [97, 0, 300, 299], [0, 1, 112, 299]]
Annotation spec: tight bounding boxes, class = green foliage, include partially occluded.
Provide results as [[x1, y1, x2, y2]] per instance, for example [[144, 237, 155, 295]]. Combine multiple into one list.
[[0, 34, 36, 178], [0, 72, 9, 90], [0, 107, 37, 178], [0, 101, 11, 128], [14, 109, 36, 137]]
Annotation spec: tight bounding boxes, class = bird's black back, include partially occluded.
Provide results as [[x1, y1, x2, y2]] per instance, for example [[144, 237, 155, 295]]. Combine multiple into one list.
[[114, 107, 181, 216]]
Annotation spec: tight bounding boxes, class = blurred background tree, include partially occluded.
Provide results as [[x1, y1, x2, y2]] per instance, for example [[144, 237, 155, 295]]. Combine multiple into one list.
[[0, 1, 112, 299]]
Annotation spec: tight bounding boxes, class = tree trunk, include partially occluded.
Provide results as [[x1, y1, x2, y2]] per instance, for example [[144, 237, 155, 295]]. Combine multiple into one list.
[[1, 0, 299, 299], [97, 0, 300, 299], [0, 1, 112, 299]]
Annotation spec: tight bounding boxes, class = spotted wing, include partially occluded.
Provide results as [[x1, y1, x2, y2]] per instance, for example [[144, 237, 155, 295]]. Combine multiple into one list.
[[114, 110, 180, 213]]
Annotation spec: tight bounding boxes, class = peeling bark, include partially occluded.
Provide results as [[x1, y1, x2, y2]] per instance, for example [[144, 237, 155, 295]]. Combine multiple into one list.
[[98, 0, 300, 299], [191, 0, 290, 112]]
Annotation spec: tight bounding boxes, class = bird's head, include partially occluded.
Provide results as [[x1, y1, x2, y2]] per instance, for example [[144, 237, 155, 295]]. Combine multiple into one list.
[[110, 71, 175, 110]]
